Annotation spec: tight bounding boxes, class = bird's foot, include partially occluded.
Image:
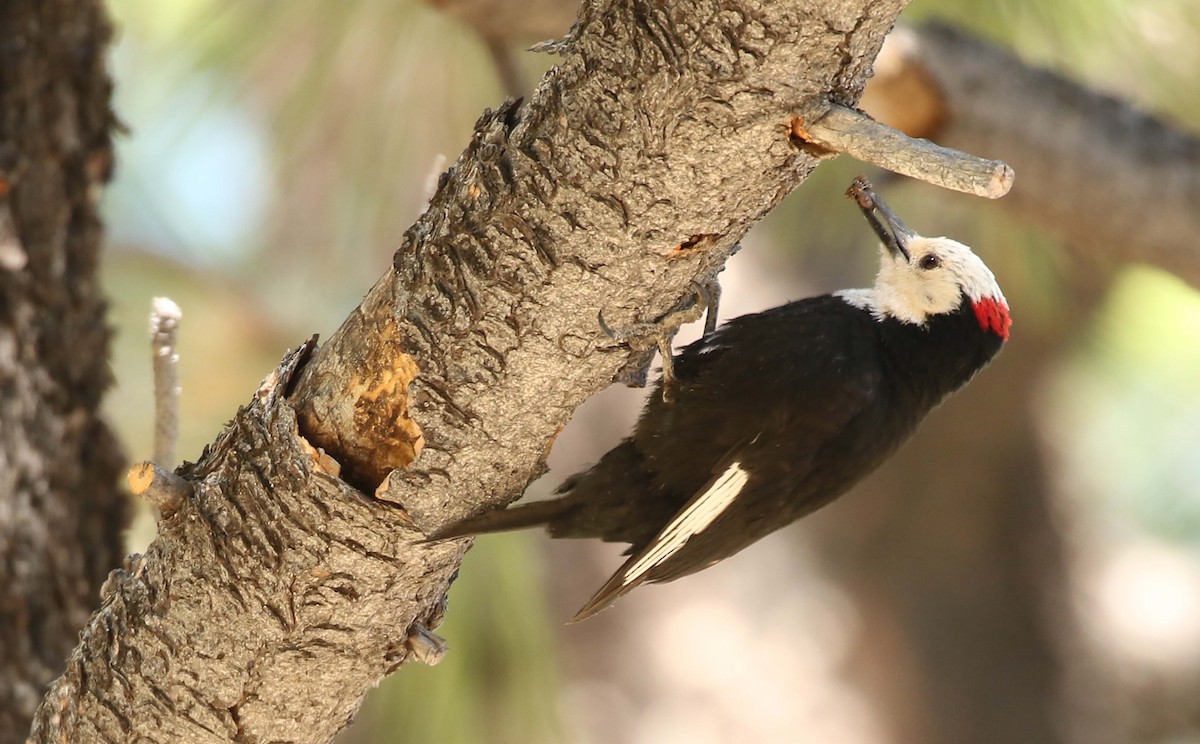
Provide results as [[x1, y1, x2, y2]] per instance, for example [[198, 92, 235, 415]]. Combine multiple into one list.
[[600, 278, 722, 399]]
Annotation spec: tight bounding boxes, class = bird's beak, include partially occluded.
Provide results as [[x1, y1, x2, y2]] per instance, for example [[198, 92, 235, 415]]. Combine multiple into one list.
[[855, 186, 915, 262]]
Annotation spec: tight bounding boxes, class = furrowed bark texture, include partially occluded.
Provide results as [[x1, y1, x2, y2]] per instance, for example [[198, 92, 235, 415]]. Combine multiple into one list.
[[0, 2, 127, 741], [29, 1, 909, 741], [863, 22, 1200, 287]]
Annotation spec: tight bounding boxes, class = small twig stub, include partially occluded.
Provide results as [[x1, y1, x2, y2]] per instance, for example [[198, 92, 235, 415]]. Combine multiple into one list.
[[127, 460, 192, 514], [795, 104, 1014, 198]]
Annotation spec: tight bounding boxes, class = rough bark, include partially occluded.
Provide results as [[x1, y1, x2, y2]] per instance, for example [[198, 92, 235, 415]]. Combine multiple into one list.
[[28, 1, 912, 741], [0, 2, 127, 741], [862, 22, 1200, 286]]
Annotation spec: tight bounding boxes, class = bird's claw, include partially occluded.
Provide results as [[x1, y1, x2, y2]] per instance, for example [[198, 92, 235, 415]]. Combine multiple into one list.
[[600, 279, 722, 400]]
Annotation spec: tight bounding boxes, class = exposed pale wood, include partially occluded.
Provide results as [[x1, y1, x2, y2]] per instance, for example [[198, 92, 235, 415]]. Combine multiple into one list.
[[127, 461, 192, 514]]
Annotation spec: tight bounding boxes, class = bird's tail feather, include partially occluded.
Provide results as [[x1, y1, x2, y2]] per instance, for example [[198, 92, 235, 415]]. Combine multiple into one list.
[[569, 571, 647, 623], [427, 498, 575, 541]]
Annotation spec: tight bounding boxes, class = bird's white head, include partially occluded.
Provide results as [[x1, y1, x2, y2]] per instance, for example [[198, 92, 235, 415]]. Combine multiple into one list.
[[838, 180, 1010, 341]]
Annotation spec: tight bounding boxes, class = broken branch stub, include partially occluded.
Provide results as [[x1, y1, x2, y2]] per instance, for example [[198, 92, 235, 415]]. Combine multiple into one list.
[[793, 103, 1014, 198]]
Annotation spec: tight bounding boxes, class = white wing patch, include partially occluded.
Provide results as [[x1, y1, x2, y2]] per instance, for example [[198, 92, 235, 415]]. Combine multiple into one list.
[[618, 461, 750, 588]]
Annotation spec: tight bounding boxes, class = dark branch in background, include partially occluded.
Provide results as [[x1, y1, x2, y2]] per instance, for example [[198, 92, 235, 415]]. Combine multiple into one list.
[[0, 1, 127, 741], [424, 0, 580, 98], [0, 1, 129, 739], [863, 22, 1200, 288], [483, 36, 528, 100]]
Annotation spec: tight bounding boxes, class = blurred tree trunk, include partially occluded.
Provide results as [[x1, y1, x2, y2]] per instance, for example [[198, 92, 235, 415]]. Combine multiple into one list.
[[811, 270, 1116, 744], [0, 1, 127, 741]]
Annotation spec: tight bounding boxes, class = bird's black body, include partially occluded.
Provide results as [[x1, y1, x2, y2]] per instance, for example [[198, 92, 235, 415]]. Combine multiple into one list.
[[433, 179, 1010, 620], [563, 296, 1002, 559]]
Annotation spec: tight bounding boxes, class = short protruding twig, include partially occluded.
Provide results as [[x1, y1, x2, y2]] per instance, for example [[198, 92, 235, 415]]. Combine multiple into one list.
[[793, 103, 1014, 198], [127, 461, 193, 514], [149, 297, 182, 468]]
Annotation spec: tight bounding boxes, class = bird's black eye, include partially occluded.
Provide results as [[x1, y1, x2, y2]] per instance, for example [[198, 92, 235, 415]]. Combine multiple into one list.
[[919, 254, 941, 270]]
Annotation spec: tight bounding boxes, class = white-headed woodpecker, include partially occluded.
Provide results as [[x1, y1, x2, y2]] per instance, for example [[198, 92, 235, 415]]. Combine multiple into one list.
[[434, 178, 1012, 621]]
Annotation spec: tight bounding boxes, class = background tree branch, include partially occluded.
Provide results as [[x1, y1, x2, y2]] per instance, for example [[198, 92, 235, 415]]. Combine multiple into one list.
[[27, 1, 924, 741], [862, 22, 1200, 287]]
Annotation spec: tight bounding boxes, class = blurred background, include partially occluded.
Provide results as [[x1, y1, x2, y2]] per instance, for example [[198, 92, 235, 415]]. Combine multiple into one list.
[[100, 0, 1200, 742]]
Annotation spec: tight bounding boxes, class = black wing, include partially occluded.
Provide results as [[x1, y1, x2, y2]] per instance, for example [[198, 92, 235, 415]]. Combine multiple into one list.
[[571, 298, 887, 620], [633, 296, 886, 502], [570, 437, 758, 621]]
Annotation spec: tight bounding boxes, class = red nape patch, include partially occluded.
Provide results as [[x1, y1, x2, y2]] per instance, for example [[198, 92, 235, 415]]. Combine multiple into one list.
[[972, 297, 1012, 341]]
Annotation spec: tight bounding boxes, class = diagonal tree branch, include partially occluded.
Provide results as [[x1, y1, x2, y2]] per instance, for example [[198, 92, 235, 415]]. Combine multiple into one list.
[[28, 1, 936, 741], [862, 22, 1200, 288]]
